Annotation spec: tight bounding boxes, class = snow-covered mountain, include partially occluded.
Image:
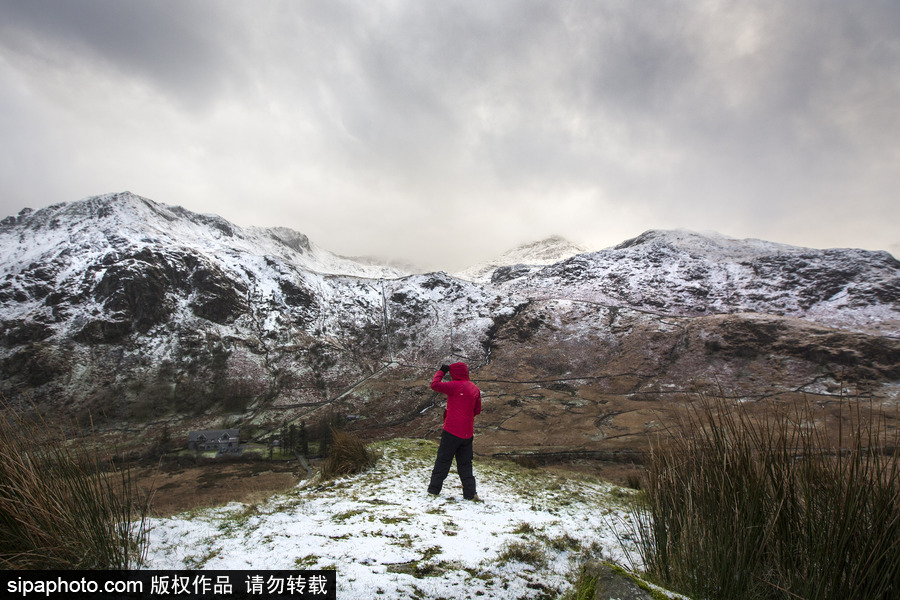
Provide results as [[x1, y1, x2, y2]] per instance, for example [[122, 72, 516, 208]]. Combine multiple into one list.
[[0, 191, 408, 284], [0, 192, 518, 420], [491, 229, 900, 335], [454, 235, 590, 283], [1, 193, 898, 453]]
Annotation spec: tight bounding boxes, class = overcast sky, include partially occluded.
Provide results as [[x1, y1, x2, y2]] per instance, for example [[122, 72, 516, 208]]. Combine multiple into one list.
[[1, 1, 898, 271]]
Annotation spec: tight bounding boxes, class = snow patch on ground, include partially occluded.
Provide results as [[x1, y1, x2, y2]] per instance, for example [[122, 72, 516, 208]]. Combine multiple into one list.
[[143, 438, 647, 599]]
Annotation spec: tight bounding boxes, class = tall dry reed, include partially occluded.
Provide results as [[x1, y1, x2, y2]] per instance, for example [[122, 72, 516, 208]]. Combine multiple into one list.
[[0, 402, 151, 569], [634, 394, 900, 600]]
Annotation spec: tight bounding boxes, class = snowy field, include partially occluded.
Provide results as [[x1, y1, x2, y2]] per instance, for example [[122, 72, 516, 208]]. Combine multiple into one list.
[[143, 438, 650, 599]]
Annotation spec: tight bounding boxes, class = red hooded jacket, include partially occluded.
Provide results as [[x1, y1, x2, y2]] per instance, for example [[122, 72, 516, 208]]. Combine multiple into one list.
[[431, 362, 482, 439]]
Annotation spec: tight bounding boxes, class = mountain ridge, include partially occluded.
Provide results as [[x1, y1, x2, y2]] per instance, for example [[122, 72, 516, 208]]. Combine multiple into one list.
[[0, 191, 408, 281], [1, 192, 898, 459], [491, 228, 900, 336]]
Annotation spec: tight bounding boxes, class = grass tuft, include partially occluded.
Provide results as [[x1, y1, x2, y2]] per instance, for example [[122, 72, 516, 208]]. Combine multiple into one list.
[[559, 563, 599, 600], [0, 401, 152, 569], [633, 393, 900, 600], [319, 427, 377, 480], [496, 540, 547, 568]]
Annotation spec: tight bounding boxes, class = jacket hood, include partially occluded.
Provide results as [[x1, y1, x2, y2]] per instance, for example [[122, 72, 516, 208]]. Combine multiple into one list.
[[448, 362, 470, 381]]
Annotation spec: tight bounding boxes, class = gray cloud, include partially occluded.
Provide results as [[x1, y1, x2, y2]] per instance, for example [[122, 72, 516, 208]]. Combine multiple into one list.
[[0, 0, 236, 109], [1, 0, 898, 270]]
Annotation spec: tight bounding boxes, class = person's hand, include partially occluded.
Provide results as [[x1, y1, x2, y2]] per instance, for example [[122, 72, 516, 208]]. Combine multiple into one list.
[[439, 364, 450, 374]]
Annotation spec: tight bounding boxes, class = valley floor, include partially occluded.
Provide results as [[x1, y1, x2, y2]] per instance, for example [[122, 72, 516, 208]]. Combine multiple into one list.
[[142, 438, 656, 599]]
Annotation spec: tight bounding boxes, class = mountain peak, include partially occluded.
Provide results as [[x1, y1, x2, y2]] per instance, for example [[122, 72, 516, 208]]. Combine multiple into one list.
[[505, 235, 589, 259], [455, 235, 590, 282]]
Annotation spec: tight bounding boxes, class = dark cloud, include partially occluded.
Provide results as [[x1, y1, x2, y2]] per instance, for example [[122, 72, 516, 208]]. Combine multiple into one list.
[[0, 0, 898, 270], [0, 0, 237, 109]]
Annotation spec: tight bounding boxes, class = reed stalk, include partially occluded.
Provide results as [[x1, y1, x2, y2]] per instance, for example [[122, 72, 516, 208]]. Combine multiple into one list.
[[634, 394, 900, 600], [0, 402, 151, 569]]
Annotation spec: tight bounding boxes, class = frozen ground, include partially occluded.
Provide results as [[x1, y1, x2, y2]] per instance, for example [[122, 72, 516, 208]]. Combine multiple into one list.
[[143, 438, 657, 599]]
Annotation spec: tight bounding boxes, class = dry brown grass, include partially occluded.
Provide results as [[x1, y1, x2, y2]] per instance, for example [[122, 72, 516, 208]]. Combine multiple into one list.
[[0, 402, 152, 569], [319, 427, 377, 480], [135, 460, 302, 518], [634, 394, 900, 600]]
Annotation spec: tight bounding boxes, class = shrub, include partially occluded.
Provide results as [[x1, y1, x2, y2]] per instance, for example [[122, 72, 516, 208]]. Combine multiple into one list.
[[0, 402, 151, 569], [633, 394, 900, 600], [319, 427, 376, 480]]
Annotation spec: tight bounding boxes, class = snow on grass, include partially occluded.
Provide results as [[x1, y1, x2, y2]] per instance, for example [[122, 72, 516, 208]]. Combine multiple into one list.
[[143, 438, 645, 599]]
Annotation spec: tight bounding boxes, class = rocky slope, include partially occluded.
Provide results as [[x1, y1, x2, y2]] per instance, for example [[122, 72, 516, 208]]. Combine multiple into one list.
[[1, 192, 898, 461]]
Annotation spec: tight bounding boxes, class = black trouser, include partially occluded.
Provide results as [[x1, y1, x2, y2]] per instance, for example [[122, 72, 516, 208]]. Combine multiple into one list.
[[428, 430, 476, 499]]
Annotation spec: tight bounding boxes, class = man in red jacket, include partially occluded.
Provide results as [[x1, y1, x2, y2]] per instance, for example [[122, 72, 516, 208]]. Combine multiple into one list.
[[427, 362, 482, 500]]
